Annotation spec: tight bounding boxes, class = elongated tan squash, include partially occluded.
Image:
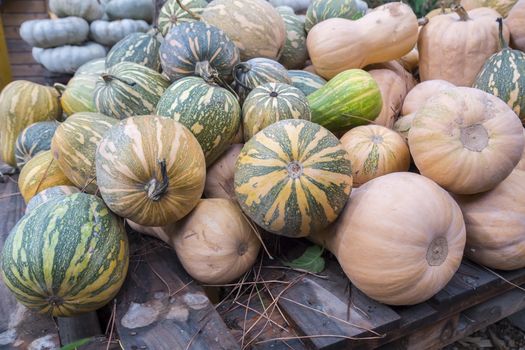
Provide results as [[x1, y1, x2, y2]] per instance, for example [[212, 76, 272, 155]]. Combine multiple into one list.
[[368, 69, 409, 128]]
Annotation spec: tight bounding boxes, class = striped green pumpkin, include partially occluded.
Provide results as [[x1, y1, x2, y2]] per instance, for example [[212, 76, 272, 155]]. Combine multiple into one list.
[[106, 32, 161, 71], [233, 58, 292, 103], [277, 10, 308, 69], [55, 73, 99, 116], [304, 0, 368, 32], [15, 121, 59, 169], [234, 119, 353, 237], [51, 112, 118, 194], [242, 82, 311, 141], [160, 21, 240, 84], [0, 81, 62, 167], [473, 18, 525, 122], [94, 62, 170, 119], [25, 185, 80, 214], [157, 0, 208, 36], [308, 69, 382, 133], [75, 58, 106, 76], [288, 70, 327, 96], [1, 193, 129, 317], [156, 77, 241, 166]]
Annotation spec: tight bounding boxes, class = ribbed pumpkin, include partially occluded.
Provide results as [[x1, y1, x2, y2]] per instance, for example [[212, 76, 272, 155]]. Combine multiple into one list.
[[94, 62, 170, 119], [278, 9, 308, 69], [96, 116, 206, 226], [474, 18, 525, 122], [156, 77, 241, 166], [235, 119, 353, 238], [54, 73, 99, 116], [288, 70, 326, 96], [408, 87, 525, 194], [157, 0, 207, 36], [242, 83, 311, 141], [15, 121, 59, 169], [506, 0, 525, 51], [75, 58, 106, 76], [233, 58, 291, 102], [307, 69, 382, 133], [18, 150, 74, 203], [160, 21, 240, 84], [0, 81, 62, 167], [304, 0, 367, 32], [1, 193, 129, 317], [25, 185, 80, 214], [51, 112, 118, 194], [201, 0, 286, 60], [106, 32, 161, 71], [340, 125, 410, 186]]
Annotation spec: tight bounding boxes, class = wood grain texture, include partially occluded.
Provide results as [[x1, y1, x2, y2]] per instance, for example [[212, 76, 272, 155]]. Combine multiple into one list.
[[57, 312, 102, 346], [2, 1, 47, 13]]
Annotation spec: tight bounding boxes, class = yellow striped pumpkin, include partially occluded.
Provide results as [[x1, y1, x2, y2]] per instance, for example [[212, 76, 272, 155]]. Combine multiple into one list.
[[55, 74, 99, 116], [0, 81, 62, 167]]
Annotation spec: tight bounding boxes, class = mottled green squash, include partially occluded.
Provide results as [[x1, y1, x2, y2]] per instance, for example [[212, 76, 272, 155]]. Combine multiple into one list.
[[15, 121, 59, 169], [75, 58, 106, 76], [305, 0, 368, 32], [55, 73, 99, 116], [288, 70, 327, 96], [278, 10, 308, 69], [106, 32, 161, 71], [157, 0, 208, 36], [25, 185, 80, 214]]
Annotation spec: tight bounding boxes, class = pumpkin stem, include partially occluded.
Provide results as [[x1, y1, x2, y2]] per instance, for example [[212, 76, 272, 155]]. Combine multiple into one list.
[[146, 159, 170, 201], [53, 83, 66, 97], [451, 4, 471, 21], [233, 63, 253, 91], [418, 17, 429, 26], [175, 0, 201, 20], [195, 61, 219, 85], [496, 17, 508, 49]]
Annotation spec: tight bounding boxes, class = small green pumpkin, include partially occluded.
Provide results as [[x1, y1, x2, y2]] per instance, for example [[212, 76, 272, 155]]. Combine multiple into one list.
[[305, 0, 368, 32], [278, 10, 308, 69], [157, 0, 208, 36], [25, 185, 80, 214], [55, 73, 99, 116], [15, 121, 59, 169], [288, 70, 327, 96], [106, 32, 161, 71]]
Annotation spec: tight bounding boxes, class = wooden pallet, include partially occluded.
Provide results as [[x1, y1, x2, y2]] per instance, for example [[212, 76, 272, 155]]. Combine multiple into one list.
[[1, 167, 525, 350]]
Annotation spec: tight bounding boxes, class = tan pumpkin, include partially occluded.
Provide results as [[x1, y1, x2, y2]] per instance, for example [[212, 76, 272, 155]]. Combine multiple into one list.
[[309, 172, 466, 305], [418, 5, 510, 86], [393, 112, 415, 143], [340, 125, 410, 186], [307, 2, 419, 79], [461, 0, 518, 16], [171, 199, 261, 284], [368, 69, 409, 128], [506, 0, 525, 51], [398, 48, 419, 73], [425, 6, 453, 18], [126, 219, 176, 246], [408, 87, 524, 194], [366, 60, 417, 92], [204, 144, 243, 200]]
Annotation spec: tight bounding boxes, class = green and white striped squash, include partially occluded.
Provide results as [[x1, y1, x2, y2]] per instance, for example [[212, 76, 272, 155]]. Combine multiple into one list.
[[277, 10, 308, 69], [156, 77, 241, 166], [75, 58, 106, 76], [288, 70, 327, 96], [233, 58, 292, 103], [55, 73, 99, 116], [473, 18, 525, 122], [25, 185, 80, 214], [234, 119, 353, 238], [15, 121, 59, 169], [160, 21, 240, 84], [1, 193, 129, 317], [51, 112, 118, 194], [304, 0, 368, 32], [157, 0, 208, 36], [94, 62, 170, 119], [308, 69, 382, 133], [0, 81, 62, 167], [106, 32, 161, 71], [242, 82, 311, 141]]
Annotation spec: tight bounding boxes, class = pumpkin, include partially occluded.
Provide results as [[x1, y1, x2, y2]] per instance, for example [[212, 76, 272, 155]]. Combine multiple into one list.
[[156, 77, 241, 166], [0, 81, 62, 167], [288, 70, 326, 96], [105, 0, 154, 22], [15, 121, 59, 169], [398, 47, 419, 73], [106, 32, 161, 71], [75, 57, 106, 76], [270, 0, 311, 12], [18, 150, 74, 203], [309, 172, 466, 305], [304, 0, 368, 32], [157, 0, 207, 36], [278, 10, 308, 69], [94, 62, 170, 119], [51, 112, 117, 194], [233, 58, 291, 103], [474, 18, 525, 122], [307, 2, 419, 79], [242, 82, 311, 141], [20, 17, 89, 48], [461, 0, 517, 16], [96, 116, 206, 226], [418, 5, 510, 86], [49, 0, 103, 22], [1, 193, 129, 317], [393, 113, 415, 143], [367, 69, 409, 128], [506, 0, 525, 51], [159, 21, 240, 84], [32, 42, 107, 74], [204, 144, 243, 200], [54, 73, 99, 116], [365, 60, 417, 93], [276, 5, 295, 15], [307, 69, 382, 133], [126, 219, 176, 245], [89, 19, 150, 46], [25, 185, 80, 214], [340, 125, 410, 186], [172, 198, 261, 284], [408, 87, 524, 194], [235, 119, 353, 238]]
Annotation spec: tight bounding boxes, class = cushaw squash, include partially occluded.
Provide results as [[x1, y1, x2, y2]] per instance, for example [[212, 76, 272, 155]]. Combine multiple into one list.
[[309, 172, 466, 305], [307, 2, 419, 79], [204, 144, 243, 200], [96, 115, 206, 226], [25, 185, 80, 214], [506, 0, 525, 51]]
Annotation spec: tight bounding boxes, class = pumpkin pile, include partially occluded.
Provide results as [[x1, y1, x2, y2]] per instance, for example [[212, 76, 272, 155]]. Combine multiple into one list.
[[2, 0, 525, 320]]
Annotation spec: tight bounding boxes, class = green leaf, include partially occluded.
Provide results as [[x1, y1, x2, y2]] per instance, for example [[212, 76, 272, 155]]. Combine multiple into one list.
[[60, 337, 93, 350], [282, 245, 325, 273]]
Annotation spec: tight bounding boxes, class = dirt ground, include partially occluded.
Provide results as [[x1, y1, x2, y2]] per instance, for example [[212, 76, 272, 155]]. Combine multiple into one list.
[[446, 319, 525, 350]]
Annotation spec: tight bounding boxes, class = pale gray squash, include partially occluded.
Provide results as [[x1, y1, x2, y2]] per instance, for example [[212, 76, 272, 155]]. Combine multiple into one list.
[[269, 0, 311, 13], [33, 42, 107, 74], [49, 0, 104, 22], [90, 19, 150, 46], [105, 0, 154, 22], [20, 17, 89, 49]]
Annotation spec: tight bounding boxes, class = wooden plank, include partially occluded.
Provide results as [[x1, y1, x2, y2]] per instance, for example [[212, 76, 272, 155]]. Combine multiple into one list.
[[2, 13, 47, 26], [11, 64, 46, 77], [3, 26, 21, 40], [2, 1, 47, 13], [0, 15, 12, 89], [7, 52, 35, 65], [116, 233, 240, 350], [57, 312, 102, 346], [5, 39, 32, 52]]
